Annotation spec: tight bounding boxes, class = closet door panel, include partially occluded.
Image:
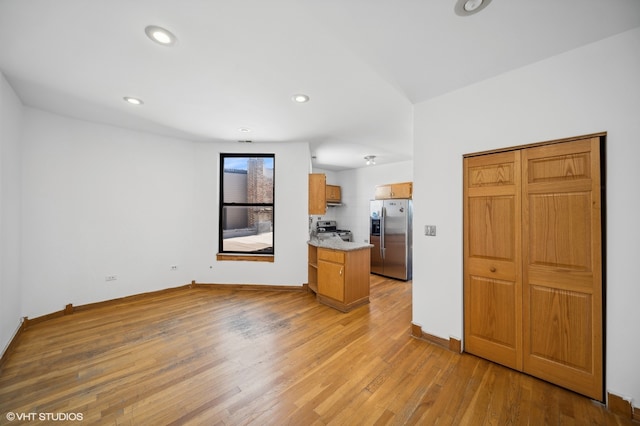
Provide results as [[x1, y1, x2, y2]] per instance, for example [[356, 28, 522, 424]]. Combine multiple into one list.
[[468, 275, 517, 348], [529, 285, 593, 371], [522, 137, 602, 401], [528, 192, 592, 270], [464, 151, 522, 370]]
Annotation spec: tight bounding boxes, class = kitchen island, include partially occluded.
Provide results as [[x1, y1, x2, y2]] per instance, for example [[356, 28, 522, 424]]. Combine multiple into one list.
[[308, 237, 373, 312]]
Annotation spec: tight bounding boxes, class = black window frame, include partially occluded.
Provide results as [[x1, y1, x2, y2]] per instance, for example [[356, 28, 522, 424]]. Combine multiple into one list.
[[218, 153, 275, 255]]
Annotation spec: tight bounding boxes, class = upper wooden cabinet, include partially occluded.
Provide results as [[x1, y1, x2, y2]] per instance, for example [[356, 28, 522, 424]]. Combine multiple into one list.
[[374, 182, 412, 199], [326, 185, 341, 204], [309, 174, 342, 213], [309, 173, 326, 215]]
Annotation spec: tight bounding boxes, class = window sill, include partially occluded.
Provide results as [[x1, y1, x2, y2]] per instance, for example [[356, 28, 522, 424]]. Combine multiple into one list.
[[216, 253, 274, 263]]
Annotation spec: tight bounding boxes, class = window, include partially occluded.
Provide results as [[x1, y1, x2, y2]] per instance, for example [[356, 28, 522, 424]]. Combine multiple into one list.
[[219, 154, 274, 256]]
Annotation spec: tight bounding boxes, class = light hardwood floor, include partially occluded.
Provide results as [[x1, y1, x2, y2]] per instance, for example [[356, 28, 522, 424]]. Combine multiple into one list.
[[0, 276, 632, 425]]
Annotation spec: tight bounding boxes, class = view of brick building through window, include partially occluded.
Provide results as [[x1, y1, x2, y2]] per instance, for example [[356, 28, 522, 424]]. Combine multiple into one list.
[[247, 158, 273, 232], [220, 155, 274, 254]]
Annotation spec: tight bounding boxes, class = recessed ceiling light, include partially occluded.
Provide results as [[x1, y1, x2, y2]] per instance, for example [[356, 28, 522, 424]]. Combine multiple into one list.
[[454, 0, 492, 16], [145, 25, 177, 46], [123, 96, 144, 105], [292, 94, 310, 103], [464, 0, 483, 12], [239, 127, 251, 133]]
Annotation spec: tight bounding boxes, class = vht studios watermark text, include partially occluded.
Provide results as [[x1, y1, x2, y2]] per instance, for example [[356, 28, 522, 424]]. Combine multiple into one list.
[[5, 412, 84, 422]]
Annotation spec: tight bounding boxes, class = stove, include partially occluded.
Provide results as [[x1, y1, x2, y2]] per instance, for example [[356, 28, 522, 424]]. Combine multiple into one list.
[[315, 220, 353, 242]]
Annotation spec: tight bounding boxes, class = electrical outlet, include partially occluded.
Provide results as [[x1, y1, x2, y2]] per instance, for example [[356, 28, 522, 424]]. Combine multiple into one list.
[[105, 275, 117, 281], [425, 225, 437, 236], [171, 265, 178, 270]]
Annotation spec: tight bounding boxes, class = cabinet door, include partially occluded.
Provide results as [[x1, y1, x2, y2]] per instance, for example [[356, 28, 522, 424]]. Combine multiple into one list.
[[326, 185, 341, 203], [391, 182, 412, 199], [464, 151, 522, 370], [374, 185, 392, 199], [318, 260, 344, 302], [309, 173, 326, 215], [375, 182, 412, 199]]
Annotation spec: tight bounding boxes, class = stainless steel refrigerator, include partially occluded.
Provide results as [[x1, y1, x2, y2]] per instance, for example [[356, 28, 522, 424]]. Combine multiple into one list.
[[369, 199, 412, 280]]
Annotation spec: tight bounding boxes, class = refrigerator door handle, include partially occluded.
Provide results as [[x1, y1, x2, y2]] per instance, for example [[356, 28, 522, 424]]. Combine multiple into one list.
[[380, 206, 385, 259]]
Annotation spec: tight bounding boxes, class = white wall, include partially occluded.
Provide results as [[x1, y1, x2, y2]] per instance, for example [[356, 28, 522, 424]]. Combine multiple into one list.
[[412, 28, 640, 405], [20, 109, 197, 318], [0, 73, 23, 354], [17, 109, 310, 321], [190, 141, 309, 286]]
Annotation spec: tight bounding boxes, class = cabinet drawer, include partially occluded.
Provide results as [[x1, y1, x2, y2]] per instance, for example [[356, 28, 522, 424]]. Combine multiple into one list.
[[318, 248, 345, 264]]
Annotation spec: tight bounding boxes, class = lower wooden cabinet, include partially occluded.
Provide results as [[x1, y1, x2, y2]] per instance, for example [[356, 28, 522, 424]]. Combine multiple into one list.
[[308, 245, 318, 293], [316, 247, 370, 312], [318, 249, 346, 302]]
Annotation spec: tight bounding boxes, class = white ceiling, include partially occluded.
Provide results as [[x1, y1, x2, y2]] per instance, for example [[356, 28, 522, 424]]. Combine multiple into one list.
[[1, 0, 639, 170]]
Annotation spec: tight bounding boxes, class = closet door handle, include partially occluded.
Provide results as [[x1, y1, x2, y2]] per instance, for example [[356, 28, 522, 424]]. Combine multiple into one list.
[[490, 266, 497, 272]]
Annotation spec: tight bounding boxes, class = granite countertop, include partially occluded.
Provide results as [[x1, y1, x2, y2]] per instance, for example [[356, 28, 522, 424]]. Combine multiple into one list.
[[308, 236, 373, 251]]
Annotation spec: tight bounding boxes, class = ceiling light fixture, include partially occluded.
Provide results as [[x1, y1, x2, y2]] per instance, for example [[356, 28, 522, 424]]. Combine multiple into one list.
[[454, 0, 492, 16], [123, 96, 144, 105], [364, 155, 376, 165], [292, 94, 310, 103], [145, 25, 177, 46], [238, 127, 251, 133]]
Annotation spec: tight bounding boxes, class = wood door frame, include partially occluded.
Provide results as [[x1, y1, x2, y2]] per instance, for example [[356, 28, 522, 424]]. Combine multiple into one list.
[[463, 132, 606, 159], [463, 132, 606, 401]]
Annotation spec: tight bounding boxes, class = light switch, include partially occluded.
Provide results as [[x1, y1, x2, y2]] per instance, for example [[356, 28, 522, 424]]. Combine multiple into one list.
[[425, 225, 436, 236]]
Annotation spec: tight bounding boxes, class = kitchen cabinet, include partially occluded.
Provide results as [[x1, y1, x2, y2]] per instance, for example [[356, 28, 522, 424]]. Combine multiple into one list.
[[309, 173, 327, 214], [313, 245, 371, 312], [309, 174, 342, 212], [374, 182, 412, 199], [308, 244, 318, 293], [326, 185, 341, 204]]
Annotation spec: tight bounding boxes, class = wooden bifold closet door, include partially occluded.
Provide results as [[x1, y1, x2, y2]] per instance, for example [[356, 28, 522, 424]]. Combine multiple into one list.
[[464, 136, 603, 401]]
